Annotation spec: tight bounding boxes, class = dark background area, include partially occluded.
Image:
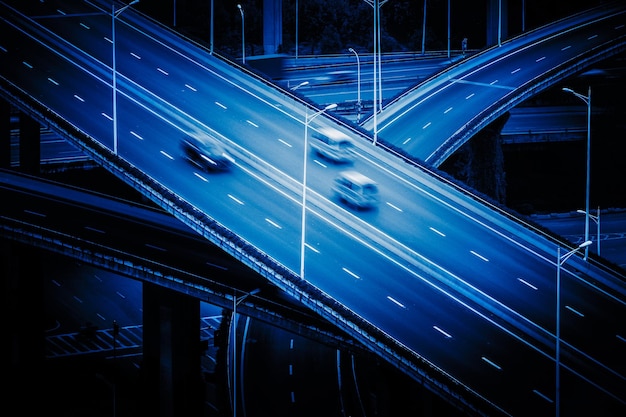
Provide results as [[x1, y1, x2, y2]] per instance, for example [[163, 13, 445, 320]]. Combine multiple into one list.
[[137, 0, 615, 56]]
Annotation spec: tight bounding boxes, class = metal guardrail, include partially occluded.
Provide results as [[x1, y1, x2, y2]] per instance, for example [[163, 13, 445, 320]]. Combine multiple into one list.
[[45, 317, 220, 359]]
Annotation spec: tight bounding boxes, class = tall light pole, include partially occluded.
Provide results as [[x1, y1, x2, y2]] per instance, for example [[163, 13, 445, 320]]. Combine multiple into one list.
[[555, 240, 592, 417], [577, 207, 600, 256], [447, 0, 450, 58], [563, 86, 592, 260], [295, 0, 299, 59], [348, 48, 361, 122], [301, 103, 337, 279], [231, 288, 260, 417], [112, 0, 139, 156], [421, 0, 427, 55], [364, 0, 388, 145], [498, 0, 502, 47], [237, 4, 245, 64], [210, 0, 214, 54]]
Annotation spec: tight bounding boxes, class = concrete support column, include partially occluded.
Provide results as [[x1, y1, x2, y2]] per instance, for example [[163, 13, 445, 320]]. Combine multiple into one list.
[[440, 112, 509, 205], [141, 282, 203, 417], [263, 0, 282, 54], [18, 112, 40, 174], [1, 241, 45, 413], [486, 0, 508, 47], [0, 100, 10, 168]]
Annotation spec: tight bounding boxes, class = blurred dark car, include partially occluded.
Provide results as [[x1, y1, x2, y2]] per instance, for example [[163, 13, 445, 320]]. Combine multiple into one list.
[[181, 134, 232, 171]]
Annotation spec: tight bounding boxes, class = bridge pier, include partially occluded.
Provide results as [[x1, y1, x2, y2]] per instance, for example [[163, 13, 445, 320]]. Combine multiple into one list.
[[487, 0, 509, 47], [1, 242, 45, 413], [440, 112, 509, 205], [263, 0, 282, 54], [0, 99, 9, 169], [141, 282, 203, 417], [18, 112, 40, 175]]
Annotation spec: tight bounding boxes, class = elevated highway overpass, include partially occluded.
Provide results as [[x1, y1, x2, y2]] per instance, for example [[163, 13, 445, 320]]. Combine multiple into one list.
[[361, 2, 626, 167], [2, 1, 625, 416]]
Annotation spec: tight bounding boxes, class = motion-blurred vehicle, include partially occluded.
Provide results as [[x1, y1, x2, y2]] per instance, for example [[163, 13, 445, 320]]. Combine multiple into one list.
[[181, 134, 232, 171], [309, 127, 354, 163], [332, 170, 379, 209]]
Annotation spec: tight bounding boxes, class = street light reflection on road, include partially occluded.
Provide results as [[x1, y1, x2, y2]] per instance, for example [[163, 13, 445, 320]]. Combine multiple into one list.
[[112, 0, 139, 156], [301, 103, 337, 280]]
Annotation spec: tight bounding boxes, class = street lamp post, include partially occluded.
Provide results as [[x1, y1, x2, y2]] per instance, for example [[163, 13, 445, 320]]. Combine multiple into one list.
[[301, 104, 337, 279], [231, 288, 260, 417], [348, 48, 361, 122], [237, 4, 245, 64], [210, 0, 214, 54], [295, 0, 299, 59], [555, 240, 592, 417], [563, 86, 592, 260], [447, 0, 450, 58], [421, 0, 427, 55], [112, 0, 139, 156], [577, 207, 600, 256], [363, 0, 388, 145]]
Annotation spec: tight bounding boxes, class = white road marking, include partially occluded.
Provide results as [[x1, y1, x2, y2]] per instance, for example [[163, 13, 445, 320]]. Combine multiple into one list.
[[228, 194, 244, 205], [533, 389, 553, 403], [386, 202, 403, 212], [387, 295, 405, 308], [565, 305, 584, 317], [517, 278, 537, 290], [265, 218, 281, 229], [470, 250, 489, 262], [429, 227, 445, 237], [481, 356, 501, 370], [305, 243, 319, 253], [193, 172, 208, 182], [433, 325, 452, 339], [343, 268, 360, 279]]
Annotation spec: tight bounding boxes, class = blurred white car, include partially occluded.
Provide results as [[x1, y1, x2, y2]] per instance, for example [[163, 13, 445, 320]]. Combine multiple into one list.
[[332, 170, 379, 209], [309, 127, 354, 163], [181, 134, 232, 171]]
